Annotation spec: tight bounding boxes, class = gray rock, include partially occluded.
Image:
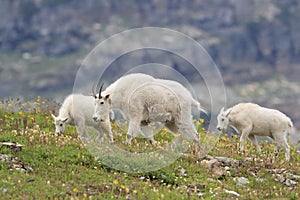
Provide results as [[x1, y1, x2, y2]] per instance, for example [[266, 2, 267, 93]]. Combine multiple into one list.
[[234, 177, 249, 186]]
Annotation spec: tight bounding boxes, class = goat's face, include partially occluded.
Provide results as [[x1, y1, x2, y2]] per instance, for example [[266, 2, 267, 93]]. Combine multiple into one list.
[[92, 94, 111, 122], [52, 114, 68, 134], [216, 107, 231, 131]]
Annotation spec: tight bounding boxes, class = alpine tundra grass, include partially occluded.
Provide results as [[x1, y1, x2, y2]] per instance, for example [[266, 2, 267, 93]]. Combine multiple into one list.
[[0, 97, 299, 199]]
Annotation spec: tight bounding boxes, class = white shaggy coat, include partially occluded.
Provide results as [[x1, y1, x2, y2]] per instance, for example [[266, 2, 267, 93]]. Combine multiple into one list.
[[126, 82, 200, 145], [93, 73, 205, 146], [52, 94, 113, 142], [217, 103, 294, 160]]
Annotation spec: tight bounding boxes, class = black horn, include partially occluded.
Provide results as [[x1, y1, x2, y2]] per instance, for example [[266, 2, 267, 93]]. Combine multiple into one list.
[[98, 83, 104, 99]]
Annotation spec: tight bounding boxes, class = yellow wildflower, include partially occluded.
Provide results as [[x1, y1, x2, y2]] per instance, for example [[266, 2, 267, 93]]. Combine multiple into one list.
[[120, 185, 126, 189], [73, 188, 78, 193], [199, 118, 204, 123], [173, 133, 180, 138], [113, 179, 119, 185]]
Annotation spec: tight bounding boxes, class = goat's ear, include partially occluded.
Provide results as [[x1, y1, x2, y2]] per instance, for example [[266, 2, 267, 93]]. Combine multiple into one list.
[[51, 113, 56, 119], [104, 94, 110, 100], [107, 95, 112, 104], [225, 108, 232, 117], [220, 107, 225, 114], [62, 118, 68, 123]]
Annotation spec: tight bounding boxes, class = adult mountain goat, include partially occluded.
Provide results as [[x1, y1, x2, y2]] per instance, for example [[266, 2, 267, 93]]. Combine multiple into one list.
[[52, 94, 113, 142], [217, 103, 294, 161], [92, 73, 206, 146]]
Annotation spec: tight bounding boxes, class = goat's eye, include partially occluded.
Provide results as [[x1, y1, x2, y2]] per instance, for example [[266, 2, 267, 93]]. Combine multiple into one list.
[[221, 118, 225, 122], [60, 124, 63, 127], [100, 102, 104, 105]]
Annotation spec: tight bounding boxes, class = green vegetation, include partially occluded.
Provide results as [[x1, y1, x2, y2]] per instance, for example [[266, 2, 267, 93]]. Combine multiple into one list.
[[0, 97, 299, 199]]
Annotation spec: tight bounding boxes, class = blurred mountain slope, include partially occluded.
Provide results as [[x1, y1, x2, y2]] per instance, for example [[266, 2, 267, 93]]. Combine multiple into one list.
[[1, 0, 300, 129], [1, 0, 299, 81]]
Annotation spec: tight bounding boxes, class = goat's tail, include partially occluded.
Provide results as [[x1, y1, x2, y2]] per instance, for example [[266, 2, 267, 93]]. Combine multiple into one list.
[[288, 119, 296, 135], [192, 99, 208, 115]]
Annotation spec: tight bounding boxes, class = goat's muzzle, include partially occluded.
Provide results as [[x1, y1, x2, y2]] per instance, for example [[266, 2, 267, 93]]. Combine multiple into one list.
[[92, 116, 99, 122]]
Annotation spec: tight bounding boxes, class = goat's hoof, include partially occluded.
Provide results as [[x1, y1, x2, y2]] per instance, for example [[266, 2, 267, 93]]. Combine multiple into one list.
[[125, 138, 132, 145], [126, 135, 133, 145], [95, 137, 104, 142], [150, 140, 157, 147], [238, 149, 245, 155]]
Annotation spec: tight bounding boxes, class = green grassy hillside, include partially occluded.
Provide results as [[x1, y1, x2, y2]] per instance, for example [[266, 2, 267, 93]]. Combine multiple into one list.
[[0, 97, 299, 199]]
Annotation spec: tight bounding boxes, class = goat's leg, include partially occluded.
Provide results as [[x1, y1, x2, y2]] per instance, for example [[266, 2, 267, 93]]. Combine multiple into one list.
[[269, 135, 280, 156], [165, 122, 184, 152], [94, 126, 104, 142], [101, 119, 114, 143], [178, 124, 200, 151], [239, 126, 252, 152], [273, 132, 290, 161], [190, 126, 200, 150], [274, 144, 280, 156], [126, 120, 140, 144], [76, 119, 87, 138], [248, 134, 261, 152], [140, 125, 156, 146], [165, 122, 179, 133]]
